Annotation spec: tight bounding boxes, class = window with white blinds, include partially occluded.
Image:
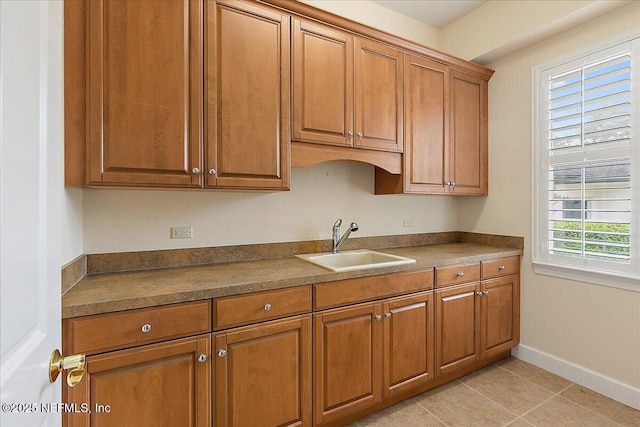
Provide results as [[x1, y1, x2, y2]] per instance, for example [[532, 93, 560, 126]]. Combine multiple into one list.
[[533, 32, 640, 290]]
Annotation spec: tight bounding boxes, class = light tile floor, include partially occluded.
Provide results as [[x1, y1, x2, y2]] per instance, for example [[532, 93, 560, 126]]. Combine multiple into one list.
[[348, 357, 640, 427]]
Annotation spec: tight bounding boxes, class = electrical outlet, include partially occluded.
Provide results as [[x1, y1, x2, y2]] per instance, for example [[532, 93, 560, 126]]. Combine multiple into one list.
[[171, 226, 193, 239], [403, 218, 414, 227]]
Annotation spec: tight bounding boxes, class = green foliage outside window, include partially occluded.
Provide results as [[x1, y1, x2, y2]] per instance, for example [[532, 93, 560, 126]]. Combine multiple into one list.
[[551, 221, 630, 256]]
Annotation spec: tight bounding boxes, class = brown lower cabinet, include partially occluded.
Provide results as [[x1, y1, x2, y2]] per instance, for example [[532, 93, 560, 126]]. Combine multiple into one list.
[[212, 315, 311, 427], [64, 335, 210, 427], [63, 257, 519, 427], [313, 291, 434, 425], [435, 274, 520, 377]]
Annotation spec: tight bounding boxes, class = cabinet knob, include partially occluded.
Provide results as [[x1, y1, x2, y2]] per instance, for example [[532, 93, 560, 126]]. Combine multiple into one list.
[[385, 312, 392, 319], [457, 272, 464, 278], [192, 167, 200, 175], [483, 290, 489, 295], [198, 354, 207, 363], [208, 168, 217, 175], [217, 349, 227, 358], [357, 132, 363, 138], [476, 291, 483, 296], [141, 323, 152, 333], [446, 181, 452, 186], [499, 265, 506, 271], [375, 314, 382, 322], [347, 130, 353, 136], [452, 182, 456, 186], [264, 303, 272, 311]]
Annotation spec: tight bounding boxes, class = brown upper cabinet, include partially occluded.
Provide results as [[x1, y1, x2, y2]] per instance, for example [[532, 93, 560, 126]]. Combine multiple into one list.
[[292, 20, 353, 147], [84, 0, 204, 187], [449, 70, 488, 195], [207, 0, 290, 189], [66, 0, 492, 192], [383, 55, 449, 194], [292, 19, 403, 153], [375, 61, 489, 195], [67, 0, 290, 190]]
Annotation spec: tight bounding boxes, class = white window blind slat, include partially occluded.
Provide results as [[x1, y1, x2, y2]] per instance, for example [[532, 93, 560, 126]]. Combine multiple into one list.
[[548, 159, 631, 263]]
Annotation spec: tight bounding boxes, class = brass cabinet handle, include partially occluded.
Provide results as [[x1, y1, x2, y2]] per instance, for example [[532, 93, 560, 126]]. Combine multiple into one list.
[[49, 349, 86, 388]]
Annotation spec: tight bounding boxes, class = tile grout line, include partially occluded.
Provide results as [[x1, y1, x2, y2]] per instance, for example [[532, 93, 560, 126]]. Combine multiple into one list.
[[514, 382, 577, 424], [455, 378, 522, 425], [357, 368, 632, 427], [495, 363, 573, 394], [412, 394, 452, 427], [458, 366, 580, 426], [497, 365, 630, 427], [552, 394, 627, 427]]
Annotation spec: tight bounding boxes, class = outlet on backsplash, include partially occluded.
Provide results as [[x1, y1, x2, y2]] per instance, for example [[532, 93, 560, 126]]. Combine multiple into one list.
[[171, 226, 193, 239], [403, 218, 414, 227]]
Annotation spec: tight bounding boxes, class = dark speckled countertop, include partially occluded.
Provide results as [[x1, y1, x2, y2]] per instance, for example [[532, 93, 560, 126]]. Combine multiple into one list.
[[62, 240, 522, 319]]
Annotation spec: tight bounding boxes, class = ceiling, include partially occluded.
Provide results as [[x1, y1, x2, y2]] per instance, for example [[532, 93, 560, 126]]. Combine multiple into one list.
[[372, 0, 487, 29]]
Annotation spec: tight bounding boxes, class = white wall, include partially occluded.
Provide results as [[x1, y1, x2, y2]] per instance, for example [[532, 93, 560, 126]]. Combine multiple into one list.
[[301, 0, 440, 48], [458, 1, 640, 392], [62, 187, 83, 264], [83, 162, 457, 253], [441, 0, 629, 64]]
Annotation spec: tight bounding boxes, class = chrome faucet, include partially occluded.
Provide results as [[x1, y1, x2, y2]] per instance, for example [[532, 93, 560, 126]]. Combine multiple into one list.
[[332, 219, 359, 253]]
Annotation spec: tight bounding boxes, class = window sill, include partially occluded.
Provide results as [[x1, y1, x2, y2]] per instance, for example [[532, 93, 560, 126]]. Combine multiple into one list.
[[532, 260, 639, 292]]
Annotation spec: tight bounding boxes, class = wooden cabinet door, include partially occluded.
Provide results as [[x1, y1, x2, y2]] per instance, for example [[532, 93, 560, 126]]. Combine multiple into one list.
[[435, 283, 481, 376], [87, 0, 203, 187], [382, 292, 434, 398], [314, 303, 382, 425], [403, 55, 449, 193], [213, 316, 311, 427], [292, 20, 354, 147], [207, 0, 290, 189], [64, 336, 210, 427], [481, 275, 520, 359], [354, 38, 403, 152], [449, 70, 488, 195]]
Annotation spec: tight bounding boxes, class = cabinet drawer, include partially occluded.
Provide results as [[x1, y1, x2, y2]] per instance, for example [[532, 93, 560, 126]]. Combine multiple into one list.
[[481, 256, 520, 279], [435, 263, 481, 288], [214, 286, 311, 330], [314, 269, 433, 310], [63, 300, 211, 355]]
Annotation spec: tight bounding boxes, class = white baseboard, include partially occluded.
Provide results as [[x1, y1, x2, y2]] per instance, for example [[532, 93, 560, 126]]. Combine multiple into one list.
[[512, 344, 640, 410]]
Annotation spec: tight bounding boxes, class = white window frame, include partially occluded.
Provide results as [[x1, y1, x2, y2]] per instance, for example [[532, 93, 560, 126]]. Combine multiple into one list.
[[532, 28, 640, 292]]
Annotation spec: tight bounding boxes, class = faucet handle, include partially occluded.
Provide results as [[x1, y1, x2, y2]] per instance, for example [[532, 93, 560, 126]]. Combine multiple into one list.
[[333, 219, 342, 229]]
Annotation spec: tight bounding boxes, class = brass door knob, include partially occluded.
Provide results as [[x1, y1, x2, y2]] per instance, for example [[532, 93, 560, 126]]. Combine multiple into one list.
[[49, 349, 86, 387]]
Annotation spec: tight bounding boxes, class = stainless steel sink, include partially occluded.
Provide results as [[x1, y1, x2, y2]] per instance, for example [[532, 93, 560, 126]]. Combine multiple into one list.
[[296, 249, 416, 272]]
